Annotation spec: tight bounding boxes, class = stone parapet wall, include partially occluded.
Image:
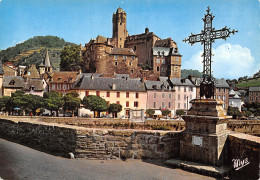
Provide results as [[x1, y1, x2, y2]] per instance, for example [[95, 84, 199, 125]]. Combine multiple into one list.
[[0, 118, 182, 160], [227, 132, 260, 179]]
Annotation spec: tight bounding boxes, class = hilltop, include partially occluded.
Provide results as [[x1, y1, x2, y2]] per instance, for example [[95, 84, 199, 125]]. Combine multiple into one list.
[[181, 69, 203, 79], [0, 36, 76, 69]]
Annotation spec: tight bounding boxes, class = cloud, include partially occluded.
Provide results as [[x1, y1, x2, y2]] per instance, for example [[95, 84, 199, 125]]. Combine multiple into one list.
[[182, 43, 259, 79]]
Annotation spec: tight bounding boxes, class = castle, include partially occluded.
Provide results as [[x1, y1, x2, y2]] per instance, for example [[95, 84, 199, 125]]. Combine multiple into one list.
[[82, 7, 182, 80]]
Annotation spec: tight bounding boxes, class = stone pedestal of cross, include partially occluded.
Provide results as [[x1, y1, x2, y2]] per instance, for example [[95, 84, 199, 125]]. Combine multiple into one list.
[[183, 6, 237, 99]]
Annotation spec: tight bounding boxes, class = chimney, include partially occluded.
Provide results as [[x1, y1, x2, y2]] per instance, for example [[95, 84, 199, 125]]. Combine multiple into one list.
[[112, 83, 116, 90], [145, 27, 149, 34]]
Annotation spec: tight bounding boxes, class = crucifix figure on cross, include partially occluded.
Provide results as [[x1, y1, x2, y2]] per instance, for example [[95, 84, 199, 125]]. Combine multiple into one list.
[[183, 6, 237, 99]]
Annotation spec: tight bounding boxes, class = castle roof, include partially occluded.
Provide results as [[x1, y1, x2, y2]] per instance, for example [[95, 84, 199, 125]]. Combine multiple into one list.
[[152, 47, 180, 56], [155, 38, 175, 47], [116, 7, 124, 13], [110, 48, 137, 56], [126, 32, 159, 41], [72, 76, 146, 92], [96, 35, 107, 43]]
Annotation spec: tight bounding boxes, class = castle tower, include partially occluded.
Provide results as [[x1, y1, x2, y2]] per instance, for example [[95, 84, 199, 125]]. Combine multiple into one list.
[[112, 7, 128, 48]]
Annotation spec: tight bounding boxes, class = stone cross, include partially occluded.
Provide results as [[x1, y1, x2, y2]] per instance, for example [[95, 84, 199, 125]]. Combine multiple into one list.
[[183, 7, 237, 99]]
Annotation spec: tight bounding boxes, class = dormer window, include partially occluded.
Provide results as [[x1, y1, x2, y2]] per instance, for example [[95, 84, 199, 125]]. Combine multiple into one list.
[[157, 51, 160, 56], [57, 78, 61, 81], [30, 86, 35, 91], [9, 80, 15, 85], [162, 51, 165, 56]]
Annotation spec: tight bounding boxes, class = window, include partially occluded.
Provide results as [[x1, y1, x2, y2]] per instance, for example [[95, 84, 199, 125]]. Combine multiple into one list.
[[114, 55, 118, 60], [126, 101, 129, 107], [85, 91, 89, 96], [174, 66, 178, 72], [223, 95, 226, 100], [123, 56, 127, 60], [57, 84, 61, 90], [126, 92, 129, 98], [190, 95, 192, 100], [120, 38, 122, 41], [153, 102, 156, 108], [134, 46, 136, 50], [130, 70, 134, 74], [129, 63, 132, 66], [132, 56, 134, 60], [96, 91, 100, 96], [115, 62, 118, 66], [223, 88, 226, 93], [184, 87, 186, 92], [162, 102, 165, 109], [169, 94, 171, 99], [184, 103, 186, 109], [154, 93, 156, 98], [134, 101, 139, 107], [136, 93, 139, 98], [175, 57, 178, 62], [168, 102, 171, 108], [214, 95, 216, 99], [63, 84, 67, 90], [178, 86, 180, 91], [162, 59, 165, 64], [116, 101, 120, 104], [156, 59, 160, 64], [117, 92, 120, 98], [190, 87, 193, 92], [52, 84, 56, 90], [184, 95, 186, 100], [218, 95, 221, 100], [157, 67, 159, 71], [120, 45, 121, 48], [178, 103, 180, 108], [178, 94, 180, 100], [223, 104, 226, 109], [218, 88, 221, 93], [106, 92, 110, 97]]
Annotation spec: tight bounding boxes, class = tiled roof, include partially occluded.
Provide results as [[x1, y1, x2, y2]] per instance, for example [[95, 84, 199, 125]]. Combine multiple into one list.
[[51, 71, 79, 83], [249, 86, 260, 92], [72, 76, 146, 92], [110, 48, 137, 56], [145, 80, 172, 90], [170, 78, 195, 86]]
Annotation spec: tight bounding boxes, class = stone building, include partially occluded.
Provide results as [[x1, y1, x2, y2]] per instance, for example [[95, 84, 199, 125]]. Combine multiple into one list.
[[249, 86, 260, 103], [82, 7, 182, 79], [145, 80, 175, 116], [71, 75, 147, 118]]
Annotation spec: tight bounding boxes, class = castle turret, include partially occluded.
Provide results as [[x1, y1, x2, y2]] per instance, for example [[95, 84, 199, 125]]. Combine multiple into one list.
[[112, 7, 128, 48]]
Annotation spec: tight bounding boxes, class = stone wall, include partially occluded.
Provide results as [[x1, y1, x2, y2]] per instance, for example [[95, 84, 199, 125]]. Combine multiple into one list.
[[0, 118, 182, 160], [227, 132, 260, 180]]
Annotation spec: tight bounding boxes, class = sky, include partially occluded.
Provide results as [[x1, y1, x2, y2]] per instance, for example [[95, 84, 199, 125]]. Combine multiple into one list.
[[0, 0, 259, 79]]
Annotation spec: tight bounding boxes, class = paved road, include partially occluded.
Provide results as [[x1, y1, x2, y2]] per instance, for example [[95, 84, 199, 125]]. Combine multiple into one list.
[[0, 138, 215, 180]]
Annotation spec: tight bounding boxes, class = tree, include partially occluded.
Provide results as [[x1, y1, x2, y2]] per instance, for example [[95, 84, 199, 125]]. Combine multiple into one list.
[[82, 95, 108, 118], [60, 45, 82, 71], [0, 96, 13, 115], [227, 106, 242, 119], [176, 109, 185, 116], [63, 91, 81, 117], [108, 103, 122, 118], [146, 109, 155, 118], [161, 109, 171, 117], [43, 91, 64, 117], [25, 94, 44, 116], [11, 90, 27, 115]]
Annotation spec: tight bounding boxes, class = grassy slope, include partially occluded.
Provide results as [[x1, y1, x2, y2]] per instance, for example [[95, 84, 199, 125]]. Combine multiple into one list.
[[236, 78, 260, 88]]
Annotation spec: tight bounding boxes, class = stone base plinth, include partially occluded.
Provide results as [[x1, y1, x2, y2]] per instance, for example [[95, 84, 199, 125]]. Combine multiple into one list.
[[180, 99, 231, 167]]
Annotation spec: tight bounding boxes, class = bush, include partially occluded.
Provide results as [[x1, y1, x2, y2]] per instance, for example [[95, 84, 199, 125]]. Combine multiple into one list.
[[176, 109, 185, 116], [161, 109, 170, 116], [146, 109, 155, 117]]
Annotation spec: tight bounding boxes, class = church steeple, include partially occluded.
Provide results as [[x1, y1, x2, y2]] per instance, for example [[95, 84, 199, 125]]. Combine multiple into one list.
[[43, 49, 52, 73]]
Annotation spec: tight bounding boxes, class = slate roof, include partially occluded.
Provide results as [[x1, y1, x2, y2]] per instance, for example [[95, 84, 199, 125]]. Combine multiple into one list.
[[229, 90, 241, 99], [145, 80, 172, 90], [51, 71, 79, 83], [72, 76, 146, 92], [215, 79, 230, 88], [3, 76, 24, 88], [24, 64, 40, 78], [44, 50, 51, 67], [249, 86, 260, 92], [158, 76, 168, 82], [152, 47, 180, 56], [110, 48, 137, 56], [113, 74, 130, 79], [170, 78, 195, 86], [3, 65, 16, 76], [0, 62, 4, 74], [23, 78, 45, 91]]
